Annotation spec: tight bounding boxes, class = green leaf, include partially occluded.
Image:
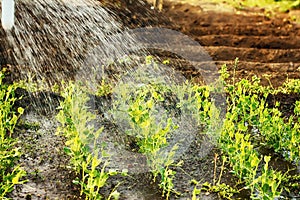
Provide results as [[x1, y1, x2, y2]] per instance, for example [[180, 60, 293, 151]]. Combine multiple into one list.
[[110, 190, 120, 200], [63, 147, 72, 154], [17, 107, 24, 115]]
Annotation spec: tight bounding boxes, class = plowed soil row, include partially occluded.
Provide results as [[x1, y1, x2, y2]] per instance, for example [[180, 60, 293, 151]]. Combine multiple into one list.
[[162, 1, 300, 87]]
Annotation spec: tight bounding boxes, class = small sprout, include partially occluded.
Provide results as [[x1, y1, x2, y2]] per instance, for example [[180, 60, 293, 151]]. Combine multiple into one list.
[[163, 59, 170, 65]]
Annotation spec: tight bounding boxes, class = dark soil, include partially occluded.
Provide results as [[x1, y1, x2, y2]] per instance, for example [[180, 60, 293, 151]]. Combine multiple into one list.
[[1, 0, 300, 199]]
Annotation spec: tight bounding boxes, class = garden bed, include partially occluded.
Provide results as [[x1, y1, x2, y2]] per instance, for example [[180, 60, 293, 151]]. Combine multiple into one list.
[[0, 0, 300, 199]]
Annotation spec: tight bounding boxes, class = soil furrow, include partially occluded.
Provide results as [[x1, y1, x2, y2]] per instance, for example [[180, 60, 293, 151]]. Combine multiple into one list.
[[188, 24, 300, 36], [158, 58, 300, 72], [165, 3, 269, 22], [196, 35, 300, 49], [215, 60, 300, 72], [163, 1, 300, 87], [214, 61, 300, 86], [204, 46, 300, 63]]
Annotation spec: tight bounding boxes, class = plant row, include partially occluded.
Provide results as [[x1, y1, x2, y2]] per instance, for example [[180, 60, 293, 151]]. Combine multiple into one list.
[[53, 58, 300, 199], [215, 62, 300, 199], [0, 69, 26, 199]]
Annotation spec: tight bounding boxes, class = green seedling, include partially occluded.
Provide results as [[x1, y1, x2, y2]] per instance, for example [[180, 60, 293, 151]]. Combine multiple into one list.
[[125, 83, 180, 199], [191, 155, 238, 200], [51, 57, 300, 200], [250, 156, 284, 199], [96, 79, 113, 97], [56, 82, 117, 200], [0, 69, 26, 199], [218, 63, 296, 199], [201, 182, 238, 200], [112, 55, 223, 199]]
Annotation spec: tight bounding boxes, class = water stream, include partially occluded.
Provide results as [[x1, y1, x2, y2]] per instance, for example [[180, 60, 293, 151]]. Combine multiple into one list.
[[6, 0, 139, 84]]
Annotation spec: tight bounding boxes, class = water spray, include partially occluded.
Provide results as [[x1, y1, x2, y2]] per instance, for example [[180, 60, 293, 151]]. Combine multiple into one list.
[[1, 0, 15, 30]]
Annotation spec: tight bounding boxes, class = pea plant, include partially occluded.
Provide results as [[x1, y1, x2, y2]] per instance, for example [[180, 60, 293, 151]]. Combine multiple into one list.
[[56, 82, 118, 200], [218, 62, 300, 199], [110, 53, 226, 199], [116, 81, 181, 199], [258, 105, 300, 163], [0, 69, 26, 199], [52, 57, 299, 200]]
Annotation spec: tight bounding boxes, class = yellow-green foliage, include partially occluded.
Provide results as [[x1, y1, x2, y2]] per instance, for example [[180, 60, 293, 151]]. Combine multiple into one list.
[[212, 0, 300, 12], [55, 57, 300, 200], [0, 69, 26, 199], [126, 83, 180, 199], [56, 82, 118, 200], [219, 63, 300, 199]]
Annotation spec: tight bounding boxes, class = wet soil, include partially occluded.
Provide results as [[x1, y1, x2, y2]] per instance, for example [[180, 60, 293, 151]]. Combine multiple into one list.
[[1, 0, 300, 199]]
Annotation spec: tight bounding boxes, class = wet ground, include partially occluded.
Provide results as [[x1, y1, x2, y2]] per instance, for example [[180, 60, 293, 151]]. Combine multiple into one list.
[[1, 0, 300, 199]]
